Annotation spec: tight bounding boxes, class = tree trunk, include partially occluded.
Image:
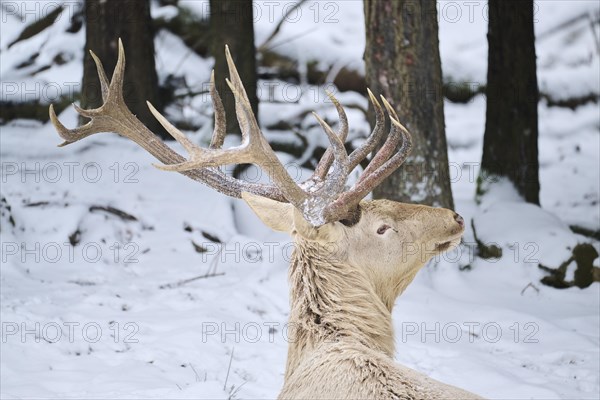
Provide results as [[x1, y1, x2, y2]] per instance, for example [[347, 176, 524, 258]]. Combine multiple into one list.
[[479, 0, 539, 204], [81, 0, 168, 138], [363, 0, 454, 209], [210, 0, 258, 135]]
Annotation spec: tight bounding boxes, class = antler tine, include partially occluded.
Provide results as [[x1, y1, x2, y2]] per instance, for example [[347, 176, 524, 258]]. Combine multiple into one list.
[[107, 38, 126, 103], [352, 118, 412, 197], [381, 95, 399, 120], [50, 104, 95, 147], [313, 91, 349, 181], [146, 75, 241, 172], [50, 40, 128, 146], [146, 101, 211, 171], [145, 78, 259, 172], [347, 89, 386, 171], [323, 117, 412, 222], [148, 73, 249, 171], [147, 101, 195, 152], [209, 70, 226, 149], [225, 78, 262, 145], [142, 46, 308, 206], [225, 78, 308, 206], [224, 45, 251, 106], [225, 45, 252, 136], [312, 112, 347, 163], [355, 96, 403, 184], [89, 50, 110, 102], [311, 112, 349, 196]]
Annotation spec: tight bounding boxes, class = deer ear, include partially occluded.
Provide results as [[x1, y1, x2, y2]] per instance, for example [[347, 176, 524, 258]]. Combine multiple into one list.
[[241, 192, 293, 233], [291, 209, 344, 242]]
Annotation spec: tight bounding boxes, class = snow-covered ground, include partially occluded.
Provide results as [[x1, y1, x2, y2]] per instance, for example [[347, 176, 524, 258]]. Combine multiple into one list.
[[1, 1, 599, 399]]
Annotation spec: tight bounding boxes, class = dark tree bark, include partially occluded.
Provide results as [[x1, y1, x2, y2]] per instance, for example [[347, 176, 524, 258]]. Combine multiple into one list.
[[479, 0, 539, 204], [363, 0, 454, 209], [81, 0, 168, 138], [210, 0, 258, 135]]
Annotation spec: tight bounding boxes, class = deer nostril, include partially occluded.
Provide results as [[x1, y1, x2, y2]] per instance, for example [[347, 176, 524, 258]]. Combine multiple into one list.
[[453, 213, 464, 227]]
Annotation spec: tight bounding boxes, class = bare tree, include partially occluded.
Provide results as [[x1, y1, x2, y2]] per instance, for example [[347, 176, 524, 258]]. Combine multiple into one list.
[[363, 0, 454, 209], [479, 0, 540, 204], [210, 0, 258, 134], [81, 0, 167, 138]]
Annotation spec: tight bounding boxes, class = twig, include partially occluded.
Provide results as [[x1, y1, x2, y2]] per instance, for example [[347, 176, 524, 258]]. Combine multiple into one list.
[[208, 244, 223, 275], [537, 11, 599, 41], [158, 270, 225, 289], [229, 381, 248, 399], [520, 282, 540, 296], [159, 243, 226, 289], [173, 88, 209, 100], [189, 362, 201, 382], [588, 12, 600, 55], [223, 348, 234, 391], [264, 28, 317, 52], [258, 0, 309, 52]]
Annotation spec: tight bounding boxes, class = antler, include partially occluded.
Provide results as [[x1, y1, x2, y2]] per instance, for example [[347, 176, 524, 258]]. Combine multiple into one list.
[[49, 39, 412, 226], [50, 40, 283, 201]]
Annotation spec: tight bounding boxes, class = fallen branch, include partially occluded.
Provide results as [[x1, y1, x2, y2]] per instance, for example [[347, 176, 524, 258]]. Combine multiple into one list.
[[89, 205, 138, 221]]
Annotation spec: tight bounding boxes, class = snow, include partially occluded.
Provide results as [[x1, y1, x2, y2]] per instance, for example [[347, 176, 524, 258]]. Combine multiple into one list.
[[155, 30, 213, 90], [1, 1, 599, 399], [0, 1, 84, 105], [474, 182, 579, 268]]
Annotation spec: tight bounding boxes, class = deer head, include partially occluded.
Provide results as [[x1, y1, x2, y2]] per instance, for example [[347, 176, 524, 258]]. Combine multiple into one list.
[[244, 194, 464, 311], [49, 40, 466, 391]]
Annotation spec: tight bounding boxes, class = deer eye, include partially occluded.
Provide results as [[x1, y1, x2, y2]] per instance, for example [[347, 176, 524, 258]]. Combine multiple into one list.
[[377, 224, 392, 235]]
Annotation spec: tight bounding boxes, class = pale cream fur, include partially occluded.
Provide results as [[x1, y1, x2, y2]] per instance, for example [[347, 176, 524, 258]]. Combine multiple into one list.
[[243, 193, 483, 399]]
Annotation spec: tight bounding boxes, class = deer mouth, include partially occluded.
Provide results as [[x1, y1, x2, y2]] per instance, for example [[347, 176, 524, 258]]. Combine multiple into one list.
[[435, 241, 453, 252], [435, 232, 463, 252]]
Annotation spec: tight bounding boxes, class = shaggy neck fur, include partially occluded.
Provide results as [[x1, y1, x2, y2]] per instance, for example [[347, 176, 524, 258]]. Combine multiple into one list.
[[284, 237, 395, 379]]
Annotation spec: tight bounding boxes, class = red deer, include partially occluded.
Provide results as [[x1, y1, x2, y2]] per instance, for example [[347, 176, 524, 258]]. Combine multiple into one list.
[[50, 40, 481, 399]]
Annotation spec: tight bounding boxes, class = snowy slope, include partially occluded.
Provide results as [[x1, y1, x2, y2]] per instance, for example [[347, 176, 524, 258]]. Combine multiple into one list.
[[1, 1, 599, 399]]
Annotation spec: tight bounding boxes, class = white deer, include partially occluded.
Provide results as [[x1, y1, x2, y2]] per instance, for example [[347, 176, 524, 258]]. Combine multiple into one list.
[[50, 40, 482, 399]]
